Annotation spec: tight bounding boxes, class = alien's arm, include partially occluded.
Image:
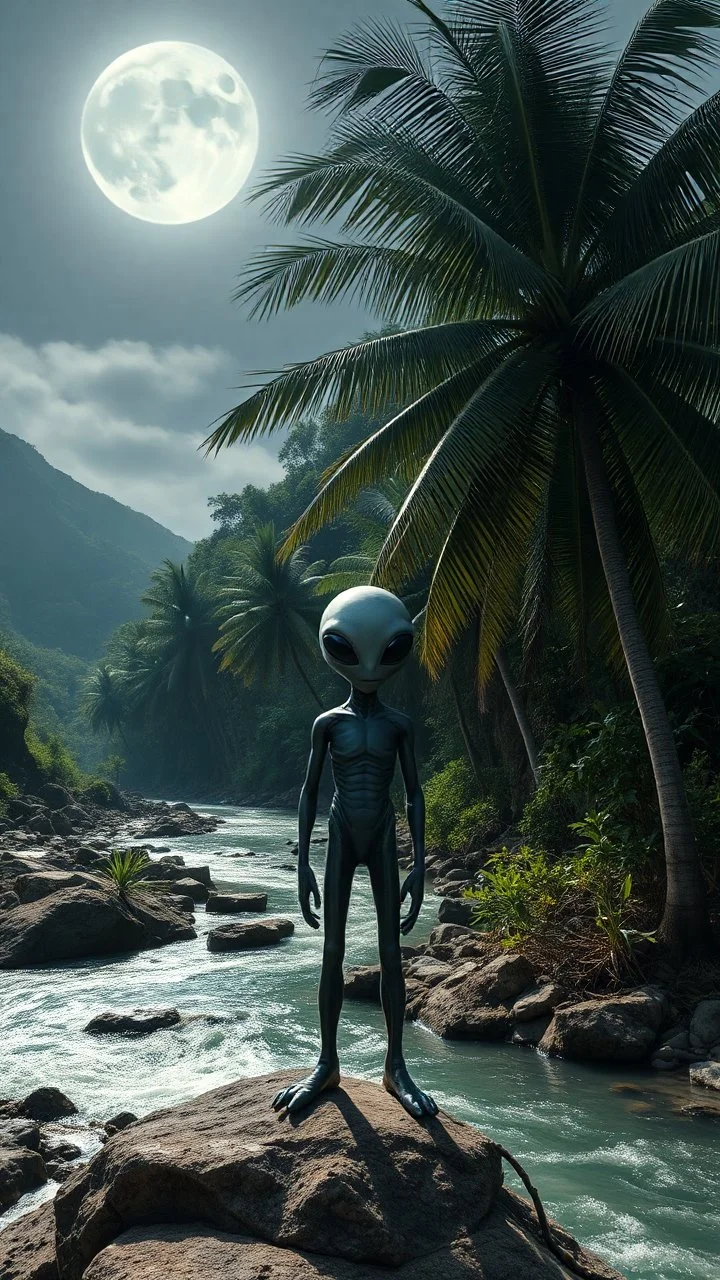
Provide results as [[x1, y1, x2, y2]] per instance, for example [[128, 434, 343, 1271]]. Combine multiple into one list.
[[398, 719, 425, 870], [298, 715, 330, 868]]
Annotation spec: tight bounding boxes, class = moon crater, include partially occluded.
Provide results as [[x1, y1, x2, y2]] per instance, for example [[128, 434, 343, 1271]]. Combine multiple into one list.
[[81, 42, 259, 224]]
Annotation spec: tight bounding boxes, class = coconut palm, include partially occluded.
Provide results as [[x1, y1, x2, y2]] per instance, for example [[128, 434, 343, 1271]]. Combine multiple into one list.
[[82, 663, 130, 749], [215, 523, 326, 706], [206, 0, 720, 949]]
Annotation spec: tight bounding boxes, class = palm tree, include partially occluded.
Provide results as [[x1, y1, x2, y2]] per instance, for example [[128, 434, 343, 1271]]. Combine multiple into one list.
[[83, 663, 130, 749], [206, 0, 720, 951], [215, 523, 326, 706]]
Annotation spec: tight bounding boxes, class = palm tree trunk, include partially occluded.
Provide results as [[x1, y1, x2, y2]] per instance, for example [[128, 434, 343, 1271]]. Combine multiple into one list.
[[495, 648, 540, 784], [575, 407, 710, 952], [290, 647, 324, 709], [449, 667, 485, 783]]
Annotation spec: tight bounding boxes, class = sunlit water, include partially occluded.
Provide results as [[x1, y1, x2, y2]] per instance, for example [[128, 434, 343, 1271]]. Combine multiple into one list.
[[1, 804, 718, 1278]]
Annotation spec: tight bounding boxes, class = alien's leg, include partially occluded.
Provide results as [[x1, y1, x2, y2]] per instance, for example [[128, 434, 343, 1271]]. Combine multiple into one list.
[[367, 808, 438, 1120], [272, 806, 355, 1115]]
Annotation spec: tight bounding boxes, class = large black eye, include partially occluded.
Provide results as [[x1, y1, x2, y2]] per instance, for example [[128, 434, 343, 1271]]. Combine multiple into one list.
[[381, 632, 413, 665], [322, 631, 359, 665]]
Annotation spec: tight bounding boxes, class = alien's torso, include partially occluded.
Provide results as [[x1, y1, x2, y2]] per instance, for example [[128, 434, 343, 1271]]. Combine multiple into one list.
[[325, 702, 404, 829]]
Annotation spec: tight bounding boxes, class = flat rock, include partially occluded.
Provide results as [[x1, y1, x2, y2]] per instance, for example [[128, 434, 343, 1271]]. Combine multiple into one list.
[[172, 878, 210, 902], [53, 1072, 503, 1278], [512, 983, 565, 1023], [0, 1201, 58, 1280], [206, 917, 294, 952], [206, 892, 268, 914], [84, 1008, 183, 1036], [13, 870, 105, 903], [689, 1061, 720, 1091], [0, 887, 196, 968], [539, 989, 667, 1063]]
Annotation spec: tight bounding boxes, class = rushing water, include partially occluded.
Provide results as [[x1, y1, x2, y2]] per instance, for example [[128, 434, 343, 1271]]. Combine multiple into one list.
[[1, 804, 718, 1278]]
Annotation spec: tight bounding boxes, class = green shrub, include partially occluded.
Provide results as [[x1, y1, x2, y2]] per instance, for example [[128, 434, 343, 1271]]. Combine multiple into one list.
[[467, 845, 569, 942], [424, 759, 501, 852], [99, 849, 151, 896], [26, 728, 84, 790], [0, 771, 19, 817], [79, 778, 113, 807]]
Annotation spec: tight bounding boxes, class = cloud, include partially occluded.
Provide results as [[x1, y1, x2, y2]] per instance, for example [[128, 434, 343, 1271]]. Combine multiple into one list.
[[0, 333, 282, 540]]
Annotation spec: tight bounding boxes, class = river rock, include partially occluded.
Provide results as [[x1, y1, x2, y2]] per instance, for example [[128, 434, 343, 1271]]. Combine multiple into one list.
[[689, 1061, 720, 1091], [104, 1112, 138, 1135], [171, 877, 210, 902], [163, 893, 195, 914], [416, 953, 535, 1040], [36, 783, 74, 812], [437, 897, 475, 926], [0, 1116, 40, 1149], [0, 886, 196, 968], [28, 813, 54, 836], [512, 1016, 552, 1047], [689, 1000, 720, 1056], [0, 890, 19, 909], [512, 983, 565, 1022], [41, 1072, 622, 1280], [539, 988, 667, 1063], [0, 1201, 59, 1280], [343, 964, 381, 1000], [206, 917, 294, 952], [0, 1142, 47, 1210], [206, 891, 268, 913], [84, 1009, 183, 1036], [13, 870, 106, 903], [22, 1087, 78, 1122]]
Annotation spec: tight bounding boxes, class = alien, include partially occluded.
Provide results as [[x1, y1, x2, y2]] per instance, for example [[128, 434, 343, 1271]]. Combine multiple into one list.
[[272, 585, 438, 1121]]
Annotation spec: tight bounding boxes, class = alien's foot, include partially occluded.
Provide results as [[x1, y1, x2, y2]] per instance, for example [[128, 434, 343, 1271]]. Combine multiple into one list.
[[272, 1060, 340, 1114], [383, 1061, 439, 1120]]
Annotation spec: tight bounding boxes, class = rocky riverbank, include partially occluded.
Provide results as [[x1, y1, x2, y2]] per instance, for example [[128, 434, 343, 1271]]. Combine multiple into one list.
[[0, 1071, 624, 1280]]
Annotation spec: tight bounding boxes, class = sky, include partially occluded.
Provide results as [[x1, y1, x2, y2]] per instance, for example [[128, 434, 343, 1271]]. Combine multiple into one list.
[[0, 0, 647, 540]]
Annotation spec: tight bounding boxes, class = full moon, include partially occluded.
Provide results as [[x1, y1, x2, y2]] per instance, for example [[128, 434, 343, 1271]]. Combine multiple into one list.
[[81, 42, 259, 224]]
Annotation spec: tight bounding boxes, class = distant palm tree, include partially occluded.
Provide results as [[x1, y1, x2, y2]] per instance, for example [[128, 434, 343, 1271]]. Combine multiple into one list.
[[206, 0, 720, 950], [215, 523, 325, 706], [82, 663, 129, 749]]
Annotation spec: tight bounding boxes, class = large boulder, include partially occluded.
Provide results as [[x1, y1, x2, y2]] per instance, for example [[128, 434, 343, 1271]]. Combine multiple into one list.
[[415, 953, 534, 1041], [0, 887, 196, 968], [343, 964, 381, 1000], [512, 983, 565, 1023], [206, 917, 294, 952], [206, 891, 268, 913], [36, 783, 74, 812], [22, 1087, 78, 1122], [39, 1072, 622, 1280], [0, 1201, 58, 1280], [13, 870, 106, 903], [539, 989, 667, 1063], [437, 897, 475, 926], [84, 1009, 183, 1036]]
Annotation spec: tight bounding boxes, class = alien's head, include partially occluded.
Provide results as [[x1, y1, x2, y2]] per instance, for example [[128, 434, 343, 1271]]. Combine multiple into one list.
[[319, 586, 414, 693]]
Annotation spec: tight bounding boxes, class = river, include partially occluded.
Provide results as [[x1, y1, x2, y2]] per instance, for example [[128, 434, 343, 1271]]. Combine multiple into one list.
[[1, 804, 718, 1278]]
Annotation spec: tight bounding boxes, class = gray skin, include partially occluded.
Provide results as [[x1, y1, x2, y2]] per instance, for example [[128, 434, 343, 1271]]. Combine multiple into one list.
[[272, 587, 438, 1121]]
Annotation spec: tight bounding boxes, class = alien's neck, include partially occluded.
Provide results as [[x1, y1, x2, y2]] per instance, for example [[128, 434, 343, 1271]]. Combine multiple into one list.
[[348, 687, 381, 717]]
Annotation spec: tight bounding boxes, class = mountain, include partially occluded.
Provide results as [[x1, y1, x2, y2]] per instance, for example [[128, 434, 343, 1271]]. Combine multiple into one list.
[[0, 429, 193, 659]]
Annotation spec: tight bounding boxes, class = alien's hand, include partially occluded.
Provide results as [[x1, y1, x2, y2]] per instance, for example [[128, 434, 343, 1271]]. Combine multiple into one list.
[[400, 864, 424, 935], [298, 863, 321, 929]]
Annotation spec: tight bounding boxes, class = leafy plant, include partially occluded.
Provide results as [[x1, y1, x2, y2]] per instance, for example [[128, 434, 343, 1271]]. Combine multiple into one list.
[[100, 849, 152, 898], [26, 729, 84, 790], [0, 771, 19, 818], [468, 845, 568, 943]]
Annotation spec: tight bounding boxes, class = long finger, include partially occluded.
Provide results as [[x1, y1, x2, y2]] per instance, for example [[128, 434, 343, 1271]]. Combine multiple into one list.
[[312, 884, 321, 909]]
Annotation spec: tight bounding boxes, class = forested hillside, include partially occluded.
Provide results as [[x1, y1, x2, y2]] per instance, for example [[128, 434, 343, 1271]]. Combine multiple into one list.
[[0, 429, 192, 658]]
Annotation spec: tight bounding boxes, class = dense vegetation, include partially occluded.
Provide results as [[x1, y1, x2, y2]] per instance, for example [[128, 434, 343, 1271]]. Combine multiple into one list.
[[0, 428, 191, 658], [202, 0, 720, 953]]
